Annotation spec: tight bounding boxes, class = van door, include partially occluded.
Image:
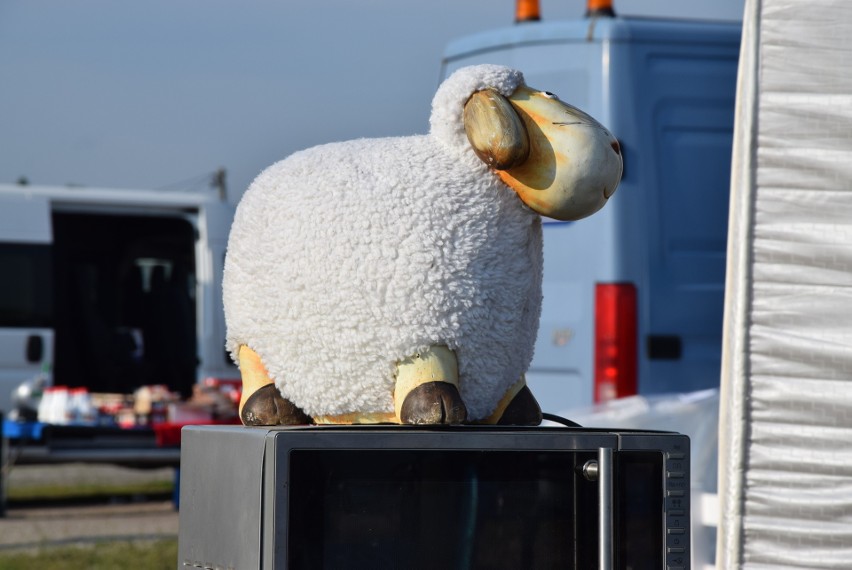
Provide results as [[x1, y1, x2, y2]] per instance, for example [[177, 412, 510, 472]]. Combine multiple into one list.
[[0, 192, 54, 414], [640, 48, 738, 395], [51, 211, 198, 397]]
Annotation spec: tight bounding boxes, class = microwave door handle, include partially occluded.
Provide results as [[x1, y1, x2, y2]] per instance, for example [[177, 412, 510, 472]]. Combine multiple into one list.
[[598, 447, 614, 570]]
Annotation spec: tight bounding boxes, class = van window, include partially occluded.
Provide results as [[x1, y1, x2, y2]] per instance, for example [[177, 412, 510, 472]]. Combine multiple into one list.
[[0, 243, 52, 327]]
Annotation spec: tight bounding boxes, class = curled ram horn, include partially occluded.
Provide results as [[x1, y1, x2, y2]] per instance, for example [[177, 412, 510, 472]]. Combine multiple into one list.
[[464, 88, 530, 170]]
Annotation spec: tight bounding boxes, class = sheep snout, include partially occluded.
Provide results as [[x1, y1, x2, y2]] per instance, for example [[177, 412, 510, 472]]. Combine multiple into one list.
[[497, 85, 624, 222]]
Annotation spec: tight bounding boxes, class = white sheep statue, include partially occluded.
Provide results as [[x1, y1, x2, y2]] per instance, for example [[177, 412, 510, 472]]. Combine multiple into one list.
[[223, 64, 622, 426]]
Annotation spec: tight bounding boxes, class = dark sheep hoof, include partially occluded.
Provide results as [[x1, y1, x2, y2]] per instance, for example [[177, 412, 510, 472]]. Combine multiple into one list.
[[400, 382, 468, 425], [240, 384, 312, 426], [496, 385, 542, 426]]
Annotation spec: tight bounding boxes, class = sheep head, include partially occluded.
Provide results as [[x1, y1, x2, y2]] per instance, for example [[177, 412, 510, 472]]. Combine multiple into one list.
[[464, 84, 623, 221]]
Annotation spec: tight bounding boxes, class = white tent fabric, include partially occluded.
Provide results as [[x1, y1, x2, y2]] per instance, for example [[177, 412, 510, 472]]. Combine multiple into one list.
[[719, 0, 852, 567]]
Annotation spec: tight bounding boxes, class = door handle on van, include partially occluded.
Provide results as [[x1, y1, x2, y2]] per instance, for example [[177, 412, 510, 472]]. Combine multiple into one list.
[[647, 335, 682, 360], [26, 335, 43, 363]]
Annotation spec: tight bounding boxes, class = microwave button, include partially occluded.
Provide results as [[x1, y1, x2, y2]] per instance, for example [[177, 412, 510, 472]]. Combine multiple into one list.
[[667, 528, 686, 535], [667, 490, 685, 497], [667, 470, 685, 478], [667, 566, 685, 570], [668, 508, 685, 516], [667, 451, 685, 460], [667, 547, 686, 554]]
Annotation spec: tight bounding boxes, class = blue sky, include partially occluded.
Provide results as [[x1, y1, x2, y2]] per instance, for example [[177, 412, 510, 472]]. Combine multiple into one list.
[[0, 0, 743, 202]]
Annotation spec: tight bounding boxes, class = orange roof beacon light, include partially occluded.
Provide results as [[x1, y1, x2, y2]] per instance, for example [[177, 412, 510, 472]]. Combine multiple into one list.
[[515, 0, 541, 22], [586, 0, 616, 18]]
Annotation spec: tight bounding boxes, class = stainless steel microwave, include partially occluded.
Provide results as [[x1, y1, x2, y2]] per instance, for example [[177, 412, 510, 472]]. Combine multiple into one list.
[[178, 425, 690, 570]]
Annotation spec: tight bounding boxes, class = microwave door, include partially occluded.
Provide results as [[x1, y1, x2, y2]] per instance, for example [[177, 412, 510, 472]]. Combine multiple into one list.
[[288, 448, 603, 569]]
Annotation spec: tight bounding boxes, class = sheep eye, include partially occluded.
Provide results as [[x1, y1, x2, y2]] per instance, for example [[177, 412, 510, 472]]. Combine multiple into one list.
[[542, 91, 558, 99]]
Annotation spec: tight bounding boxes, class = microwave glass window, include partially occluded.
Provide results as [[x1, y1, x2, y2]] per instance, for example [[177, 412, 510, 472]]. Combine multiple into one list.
[[287, 449, 599, 569]]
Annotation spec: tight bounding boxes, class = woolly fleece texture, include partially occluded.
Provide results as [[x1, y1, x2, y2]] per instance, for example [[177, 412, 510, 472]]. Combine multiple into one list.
[[223, 65, 543, 420]]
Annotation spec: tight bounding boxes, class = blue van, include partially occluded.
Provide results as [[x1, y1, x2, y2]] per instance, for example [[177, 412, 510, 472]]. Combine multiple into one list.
[[441, 14, 741, 411]]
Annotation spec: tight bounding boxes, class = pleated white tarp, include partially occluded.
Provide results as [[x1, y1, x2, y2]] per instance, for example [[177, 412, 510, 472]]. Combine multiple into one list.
[[718, 0, 852, 567]]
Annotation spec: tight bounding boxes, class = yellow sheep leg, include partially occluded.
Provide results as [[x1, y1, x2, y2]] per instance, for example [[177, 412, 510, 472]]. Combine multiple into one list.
[[393, 345, 460, 423], [477, 376, 528, 425], [237, 345, 275, 418]]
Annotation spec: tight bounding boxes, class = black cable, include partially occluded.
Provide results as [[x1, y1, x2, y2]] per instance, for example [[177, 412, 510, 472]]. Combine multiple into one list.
[[541, 412, 583, 427]]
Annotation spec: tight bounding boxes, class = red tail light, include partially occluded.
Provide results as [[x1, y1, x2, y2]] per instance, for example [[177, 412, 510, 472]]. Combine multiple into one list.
[[594, 283, 637, 403]]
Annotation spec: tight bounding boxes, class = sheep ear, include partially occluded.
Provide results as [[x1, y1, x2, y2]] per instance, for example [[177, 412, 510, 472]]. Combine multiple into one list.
[[463, 88, 530, 170]]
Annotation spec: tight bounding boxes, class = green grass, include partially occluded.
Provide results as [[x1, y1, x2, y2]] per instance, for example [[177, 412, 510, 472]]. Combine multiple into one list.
[[0, 539, 178, 569], [7, 480, 174, 503]]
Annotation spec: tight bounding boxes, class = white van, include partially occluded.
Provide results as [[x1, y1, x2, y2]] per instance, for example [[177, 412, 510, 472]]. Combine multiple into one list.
[[441, 11, 741, 410], [0, 183, 237, 414]]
